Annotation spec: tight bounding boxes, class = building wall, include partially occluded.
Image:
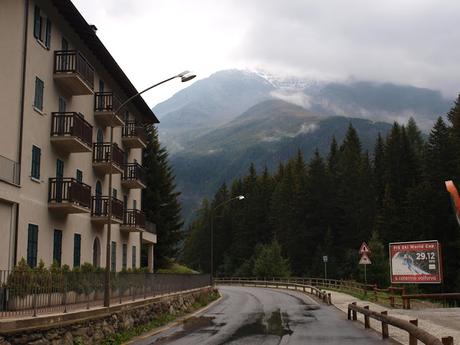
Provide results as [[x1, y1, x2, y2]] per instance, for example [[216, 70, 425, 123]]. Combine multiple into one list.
[[0, 0, 155, 271]]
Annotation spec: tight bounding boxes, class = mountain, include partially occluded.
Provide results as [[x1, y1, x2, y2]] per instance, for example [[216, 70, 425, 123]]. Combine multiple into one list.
[[153, 69, 454, 222], [153, 70, 275, 152], [170, 100, 392, 223]]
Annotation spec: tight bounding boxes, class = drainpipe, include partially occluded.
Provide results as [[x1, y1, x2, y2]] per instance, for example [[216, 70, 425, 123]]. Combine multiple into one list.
[[14, 0, 30, 266]]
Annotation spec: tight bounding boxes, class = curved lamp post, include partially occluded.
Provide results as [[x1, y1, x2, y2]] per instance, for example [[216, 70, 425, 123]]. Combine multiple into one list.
[[103, 71, 196, 307], [210, 195, 245, 285]]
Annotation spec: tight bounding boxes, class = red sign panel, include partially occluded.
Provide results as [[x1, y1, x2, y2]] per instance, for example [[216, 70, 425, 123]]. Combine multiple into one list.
[[389, 240, 442, 284]]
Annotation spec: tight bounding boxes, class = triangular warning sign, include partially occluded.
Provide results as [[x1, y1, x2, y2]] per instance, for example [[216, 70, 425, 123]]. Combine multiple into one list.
[[359, 253, 372, 265], [359, 242, 371, 254]]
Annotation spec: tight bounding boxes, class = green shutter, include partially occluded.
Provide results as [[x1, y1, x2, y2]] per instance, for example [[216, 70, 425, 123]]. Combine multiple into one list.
[[122, 244, 127, 269], [34, 77, 44, 110], [132, 246, 136, 268], [33, 6, 41, 39], [53, 230, 62, 266], [73, 234, 81, 268], [27, 224, 38, 267], [31, 146, 41, 179], [45, 18, 51, 48], [111, 241, 116, 271]]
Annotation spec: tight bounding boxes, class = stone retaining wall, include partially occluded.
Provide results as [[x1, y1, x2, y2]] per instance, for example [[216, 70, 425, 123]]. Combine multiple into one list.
[[0, 286, 214, 345]]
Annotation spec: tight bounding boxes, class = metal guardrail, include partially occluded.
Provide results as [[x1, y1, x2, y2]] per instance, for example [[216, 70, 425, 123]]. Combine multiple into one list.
[[348, 302, 453, 345], [0, 271, 210, 318], [0, 154, 20, 185], [215, 278, 332, 305]]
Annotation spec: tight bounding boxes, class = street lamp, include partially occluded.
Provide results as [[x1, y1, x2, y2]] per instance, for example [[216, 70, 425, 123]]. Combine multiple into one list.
[[210, 195, 245, 285], [103, 71, 196, 307]]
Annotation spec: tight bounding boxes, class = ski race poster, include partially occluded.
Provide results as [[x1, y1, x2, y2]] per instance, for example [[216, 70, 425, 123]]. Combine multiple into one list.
[[389, 240, 442, 284]]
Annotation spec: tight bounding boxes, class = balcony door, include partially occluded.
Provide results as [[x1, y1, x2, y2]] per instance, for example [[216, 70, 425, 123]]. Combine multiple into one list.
[[56, 159, 64, 202], [95, 180, 102, 215], [57, 96, 67, 135], [96, 128, 104, 161], [97, 80, 105, 109]]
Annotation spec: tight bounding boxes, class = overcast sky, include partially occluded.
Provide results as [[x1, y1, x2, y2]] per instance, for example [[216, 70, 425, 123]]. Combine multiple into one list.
[[72, 0, 460, 106]]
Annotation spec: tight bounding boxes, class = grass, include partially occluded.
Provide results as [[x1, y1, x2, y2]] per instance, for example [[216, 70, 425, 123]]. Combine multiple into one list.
[[97, 291, 220, 345], [156, 262, 199, 274]]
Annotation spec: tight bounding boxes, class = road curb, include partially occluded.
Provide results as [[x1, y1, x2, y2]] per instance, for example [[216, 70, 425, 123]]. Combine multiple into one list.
[[125, 292, 223, 344]]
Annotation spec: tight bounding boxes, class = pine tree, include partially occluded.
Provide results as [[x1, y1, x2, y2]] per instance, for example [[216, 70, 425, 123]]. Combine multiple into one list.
[[142, 125, 183, 268]]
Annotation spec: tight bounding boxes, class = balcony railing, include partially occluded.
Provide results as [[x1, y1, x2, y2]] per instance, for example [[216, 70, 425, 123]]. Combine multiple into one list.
[[48, 178, 91, 210], [0, 155, 20, 185], [94, 92, 121, 113], [122, 121, 148, 148], [122, 209, 146, 230], [50, 112, 93, 151], [122, 163, 146, 188], [93, 143, 124, 167], [54, 50, 94, 92], [91, 196, 124, 221]]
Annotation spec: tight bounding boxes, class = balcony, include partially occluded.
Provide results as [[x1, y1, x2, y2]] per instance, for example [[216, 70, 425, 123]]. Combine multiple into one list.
[[50, 112, 92, 153], [122, 121, 147, 149], [92, 143, 124, 175], [48, 178, 91, 214], [94, 92, 124, 127], [91, 196, 123, 224], [0, 155, 20, 185], [53, 50, 94, 95], [120, 209, 146, 232], [121, 163, 146, 189]]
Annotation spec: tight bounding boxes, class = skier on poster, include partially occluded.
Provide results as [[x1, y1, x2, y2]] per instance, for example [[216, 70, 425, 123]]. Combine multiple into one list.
[[402, 253, 414, 272]]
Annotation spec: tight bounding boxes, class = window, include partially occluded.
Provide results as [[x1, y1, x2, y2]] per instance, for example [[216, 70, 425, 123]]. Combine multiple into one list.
[[33, 6, 51, 48], [27, 224, 39, 267], [34, 77, 44, 111], [76, 169, 83, 183], [111, 241, 116, 272], [31, 145, 41, 179], [122, 244, 127, 270], [112, 188, 117, 199], [132, 246, 136, 269], [73, 234, 81, 268], [53, 230, 62, 266], [58, 96, 66, 112]]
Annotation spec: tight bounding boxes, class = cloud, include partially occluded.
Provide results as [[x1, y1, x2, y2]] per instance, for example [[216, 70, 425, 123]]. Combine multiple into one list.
[[72, 0, 460, 105]]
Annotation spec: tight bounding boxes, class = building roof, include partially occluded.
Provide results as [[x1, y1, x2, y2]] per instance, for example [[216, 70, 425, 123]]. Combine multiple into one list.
[[51, 0, 159, 124]]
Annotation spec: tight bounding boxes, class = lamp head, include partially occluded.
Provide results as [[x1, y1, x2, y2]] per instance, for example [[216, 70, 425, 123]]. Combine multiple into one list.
[[237, 195, 245, 200], [177, 70, 196, 83]]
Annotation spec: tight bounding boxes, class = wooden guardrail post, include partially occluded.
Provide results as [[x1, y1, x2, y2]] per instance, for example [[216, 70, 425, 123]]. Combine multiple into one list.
[[381, 311, 389, 339], [352, 302, 357, 321], [364, 306, 370, 328], [442, 336, 454, 345], [409, 319, 418, 345], [390, 296, 395, 308], [328, 293, 332, 305]]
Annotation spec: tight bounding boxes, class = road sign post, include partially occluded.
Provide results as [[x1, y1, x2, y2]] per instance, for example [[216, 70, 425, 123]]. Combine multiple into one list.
[[359, 242, 372, 288]]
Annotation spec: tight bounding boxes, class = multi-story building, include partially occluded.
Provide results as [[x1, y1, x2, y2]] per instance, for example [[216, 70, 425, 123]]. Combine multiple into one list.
[[0, 0, 158, 272]]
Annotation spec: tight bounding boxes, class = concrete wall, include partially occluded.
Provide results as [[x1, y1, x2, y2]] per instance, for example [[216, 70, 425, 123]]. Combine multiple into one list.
[[0, 287, 215, 345]]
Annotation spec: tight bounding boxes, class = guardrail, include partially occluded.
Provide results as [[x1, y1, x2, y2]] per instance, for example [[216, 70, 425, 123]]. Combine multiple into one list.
[[215, 278, 332, 305], [348, 302, 453, 345], [402, 293, 460, 310]]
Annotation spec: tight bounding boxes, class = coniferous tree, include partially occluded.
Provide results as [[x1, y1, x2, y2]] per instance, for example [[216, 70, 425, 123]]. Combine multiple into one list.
[[142, 125, 183, 268]]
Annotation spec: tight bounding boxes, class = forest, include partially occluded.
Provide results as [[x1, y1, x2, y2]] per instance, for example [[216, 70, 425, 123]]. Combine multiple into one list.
[[182, 96, 460, 291]]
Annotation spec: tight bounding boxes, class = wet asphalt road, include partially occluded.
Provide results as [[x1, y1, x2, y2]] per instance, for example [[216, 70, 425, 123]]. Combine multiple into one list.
[[133, 286, 397, 345]]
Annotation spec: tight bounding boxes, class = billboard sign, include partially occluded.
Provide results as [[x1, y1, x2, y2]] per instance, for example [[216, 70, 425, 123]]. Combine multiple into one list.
[[389, 240, 442, 284]]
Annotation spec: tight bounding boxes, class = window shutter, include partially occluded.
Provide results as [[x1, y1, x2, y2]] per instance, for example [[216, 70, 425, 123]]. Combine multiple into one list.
[[33, 6, 40, 39], [34, 77, 44, 110], [73, 234, 81, 268], [45, 19, 51, 48], [27, 224, 38, 267], [132, 246, 136, 268]]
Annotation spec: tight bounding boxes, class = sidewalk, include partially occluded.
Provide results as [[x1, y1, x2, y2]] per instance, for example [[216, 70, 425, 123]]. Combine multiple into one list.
[[326, 289, 460, 345]]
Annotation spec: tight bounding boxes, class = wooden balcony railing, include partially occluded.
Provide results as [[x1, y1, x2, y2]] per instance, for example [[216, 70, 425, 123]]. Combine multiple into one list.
[[94, 92, 121, 113], [123, 163, 146, 185], [92, 143, 124, 167], [51, 112, 93, 147], [91, 196, 124, 221], [123, 209, 146, 229], [122, 121, 147, 143], [54, 50, 94, 89], [48, 178, 91, 209]]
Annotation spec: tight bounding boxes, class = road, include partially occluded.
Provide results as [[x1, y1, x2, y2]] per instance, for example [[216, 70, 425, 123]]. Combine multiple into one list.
[[132, 286, 398, 345]]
